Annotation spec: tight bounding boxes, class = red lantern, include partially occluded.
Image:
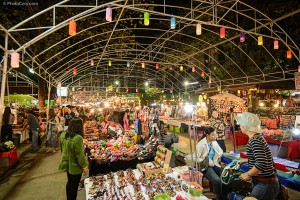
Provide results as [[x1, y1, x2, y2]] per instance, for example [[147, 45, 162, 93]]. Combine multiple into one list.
[[69, 20, 76, 36], [73, 68, 77, 76], [156, 63, 159, 69], [287, 50, 292, 59], [220, 27, 225, 38], [274, 40, 279, 50]]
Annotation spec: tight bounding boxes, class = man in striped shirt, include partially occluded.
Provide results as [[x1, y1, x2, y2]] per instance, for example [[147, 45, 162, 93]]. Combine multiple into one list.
[[235, 112, 279, 200]]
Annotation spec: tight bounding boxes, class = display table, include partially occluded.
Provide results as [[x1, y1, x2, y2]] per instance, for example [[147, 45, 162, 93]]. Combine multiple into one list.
[[0, 148, 18, 166], [13, 128, 29, 143], [264, 137, 300, 159], [221, 153, 300, 192]]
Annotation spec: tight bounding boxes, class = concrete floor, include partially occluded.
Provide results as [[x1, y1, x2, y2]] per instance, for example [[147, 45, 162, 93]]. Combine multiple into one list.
[[0, 134, 299, 200]]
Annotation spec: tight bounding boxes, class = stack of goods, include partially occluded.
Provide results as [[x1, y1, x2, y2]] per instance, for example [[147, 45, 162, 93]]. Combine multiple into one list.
[[86, 169, 190, 200], [84, 121, 101, 141], [137, 135, 159, 160]]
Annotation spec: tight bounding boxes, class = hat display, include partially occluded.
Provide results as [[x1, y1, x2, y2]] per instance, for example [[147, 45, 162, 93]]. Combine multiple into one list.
[[235, 112, 262, 133]]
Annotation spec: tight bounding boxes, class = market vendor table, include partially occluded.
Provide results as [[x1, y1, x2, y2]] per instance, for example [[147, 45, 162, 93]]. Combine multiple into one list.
[[264, 137, 300, 159], [13, 128, 29, 143], [221, 153, 300, 192], [89, 157, 154, 176], [0, 148, 18, 167], [231, 132, 248, 147]]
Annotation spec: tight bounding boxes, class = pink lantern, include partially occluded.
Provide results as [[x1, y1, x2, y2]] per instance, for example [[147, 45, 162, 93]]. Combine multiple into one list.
[[84, 87, 86, 91], [11, 52, 20, 68], [298, 66, 300, 73], [240, 32, 245, 42], [192, 66, 195, 72], [220, 27, 225, 38], [274, 40, 279, 50], [136, 88, 138, 93], [156, 63, 159, 69], [91, 59, 94, 66], [116, 88, 119, 93], [106, 7, 112, 22], [170, 65, 173, 70]]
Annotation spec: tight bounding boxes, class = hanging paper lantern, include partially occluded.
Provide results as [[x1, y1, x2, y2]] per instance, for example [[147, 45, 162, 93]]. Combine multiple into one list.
[[209, 76, 212, 84], [169, 65, 173, 70], [84, 87, 86, 92], [126, 88, 129, 93], [116, 88, 119, 93], [136, 88, 138, 93], [240, 32, 245, 42], [10, 52, 20, 68], [127, 61, 130, 67], [201, 71, 205, 77], [196, 23, 202, 35], [192, 66, 195, 72], [144, 12, 150, 26], [170, 17, 176, 29], [170, 89, 173, 94], [258, 36, 263, 45], [156, 63, 159, 69], [108, 60, 112, 66], [298, 65, 300, 73], [220, 27, 225, 38], [154, 87, 157, 93], [69, 20, 76, 36], [180, 65, 183, 71], [217, 86, 220, 91], [287, 50, 292, 59], [57, 81, 62, 88], [106, 7, 112, 22], [91, 59, 94, 66], [73, 68, 77, 76], [203, 94, 207, 100], [274, 40, 279, 49], [142, 62, 145, 68]]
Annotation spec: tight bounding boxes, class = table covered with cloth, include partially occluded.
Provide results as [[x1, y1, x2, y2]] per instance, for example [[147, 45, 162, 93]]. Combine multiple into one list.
[[264, 137, 300, 159], [0, 148, 18, 165]]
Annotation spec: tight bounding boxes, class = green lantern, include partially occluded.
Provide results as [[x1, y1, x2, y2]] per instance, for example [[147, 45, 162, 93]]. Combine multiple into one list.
[[144, 12, 150, 26]]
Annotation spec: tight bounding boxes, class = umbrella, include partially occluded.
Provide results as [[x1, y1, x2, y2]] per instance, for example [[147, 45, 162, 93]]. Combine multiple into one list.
[[210, 93, 243, 102]]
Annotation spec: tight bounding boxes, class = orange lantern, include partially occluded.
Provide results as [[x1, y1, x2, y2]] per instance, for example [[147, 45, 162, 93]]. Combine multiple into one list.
[[154, 87, 157, 93], [69, 20, 76, 36], [126, 88, 129, 93], [73, 68, 77, 76], [220, 27, 225, 38], [287, 50, 292, 59], [11, 52, 20, 68], [142, 62, 145, 68], [274, 40, 279, 49], [201, 71, 205, 77]]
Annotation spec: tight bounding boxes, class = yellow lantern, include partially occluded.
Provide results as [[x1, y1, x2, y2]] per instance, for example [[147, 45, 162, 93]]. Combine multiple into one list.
[[144, 12, 150, 26], [258, 36, 263, 45], [108, 60, 112, 66]]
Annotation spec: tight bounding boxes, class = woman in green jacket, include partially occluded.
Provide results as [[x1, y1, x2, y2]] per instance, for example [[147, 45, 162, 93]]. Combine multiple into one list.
[[59, 117, 88, 200]]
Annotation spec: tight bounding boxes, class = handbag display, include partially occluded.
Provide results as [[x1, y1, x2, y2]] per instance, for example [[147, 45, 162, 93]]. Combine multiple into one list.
[[197, 146, 212, 172]]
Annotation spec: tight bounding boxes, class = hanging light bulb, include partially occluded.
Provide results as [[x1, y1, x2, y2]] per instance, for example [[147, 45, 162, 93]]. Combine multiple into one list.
[[192, 66, 195, 72], [156, 63, 159, 69], [220, 27, 225, 38], [196, 23, 202, 35], [287, 50, 292, 59], [91, 59, 94, 66], [69, 20, 76, 36], [73, 68, 77, 76], [106, 7, 112, 22], [127, 61, 130, 67], [10, 52, 20, 68], [240, 32, 245, 42], [29, 68, 34, 74], [108, 60, 112, 66], [274, 40, 279, 49], [180, 65, 183, 71], [169, 65, 173, 70], [258, 36, 263, 45], [144, 12, 150, 26], [170, 17, 176, 29], [57, 81, 62, 88], [142, 62, 145, 68]]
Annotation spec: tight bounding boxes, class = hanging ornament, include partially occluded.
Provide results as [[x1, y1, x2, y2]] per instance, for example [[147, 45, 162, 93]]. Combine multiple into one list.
[[108, 60, 112, 66], [196, 23, 202, 35], [116, 88, 119, 93], [240, 32, 245, 42], [217, 86, 220, 91], [192, 66, 195, 72], [10, 52, 20, 68], [180, 65, 183, 71], [156, 63, 159, 69], [91, 59, 94, 66], [126, 88, 129, 93], [201, 71, 205, 77], [209, 76, 212, 84], [274, 40, 279, 49], [170, 17, 176, 29], [287, 50, 292, 59], [258, 36, 263, 45], [57, 81, 62, 88], [69, 20, 76, 36], [84, 87, 86, 92], [136, 88, 138, 93], [154, 87, 157, 93], [73, 68, 77, 76], [144, 12, 150, 26], [106, 7, 112, 22], [298, 65, 300, 73], [220, 27, 225, 38], [142, 62, 145, 68], [169, 65, 173, 70], [170, 89, 173, 94], [127, 61, 130, 67]]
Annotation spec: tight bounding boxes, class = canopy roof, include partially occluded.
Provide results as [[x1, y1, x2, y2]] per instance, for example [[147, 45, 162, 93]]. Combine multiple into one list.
[[1, 0, 299, 96]]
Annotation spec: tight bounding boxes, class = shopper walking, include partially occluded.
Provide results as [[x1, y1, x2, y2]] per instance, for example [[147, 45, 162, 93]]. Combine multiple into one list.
[[236, 112, 279, 200], [59, 117, 88, 200], [24, 109, 40, 152], [45, 109, 59, 153], [1, 107, 14, 142]]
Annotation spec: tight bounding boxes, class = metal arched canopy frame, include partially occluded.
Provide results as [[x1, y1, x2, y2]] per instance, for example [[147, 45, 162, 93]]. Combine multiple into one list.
[[2, 0, 300, 93]]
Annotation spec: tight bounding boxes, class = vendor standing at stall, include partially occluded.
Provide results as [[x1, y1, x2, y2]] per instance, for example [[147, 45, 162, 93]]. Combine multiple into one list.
[[236, 112, 279, 200], [209, 110, 227, 152]]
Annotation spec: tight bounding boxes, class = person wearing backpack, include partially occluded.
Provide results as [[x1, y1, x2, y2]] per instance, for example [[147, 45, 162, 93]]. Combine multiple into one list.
[[1, 107, 14, 142]]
